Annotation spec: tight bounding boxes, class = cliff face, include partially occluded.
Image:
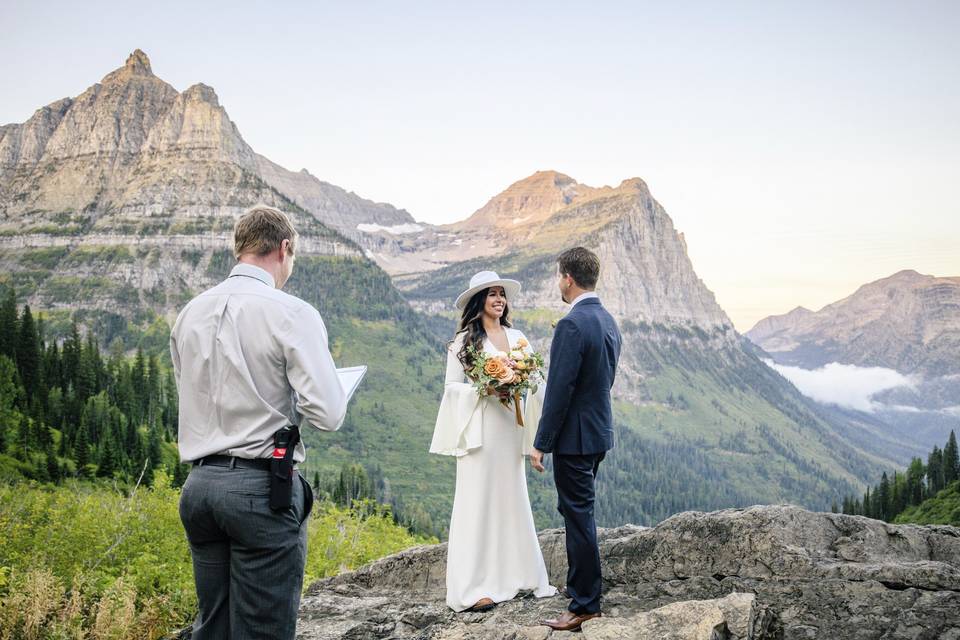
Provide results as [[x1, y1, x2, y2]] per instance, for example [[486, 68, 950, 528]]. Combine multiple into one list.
[[0, 50, 411, 244], [388, 172, 733, 331], [747, 270, 960, 377], [267, 505, 960, 639], [0, 50, 415, 325]]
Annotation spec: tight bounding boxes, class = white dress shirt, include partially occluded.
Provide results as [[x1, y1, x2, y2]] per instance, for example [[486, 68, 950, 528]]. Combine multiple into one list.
[[170, 263, 347, 462], [569, 291, 599, 308]]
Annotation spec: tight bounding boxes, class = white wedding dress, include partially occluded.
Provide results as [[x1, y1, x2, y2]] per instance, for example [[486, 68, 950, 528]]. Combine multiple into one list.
[[430, 327, 557, 612]]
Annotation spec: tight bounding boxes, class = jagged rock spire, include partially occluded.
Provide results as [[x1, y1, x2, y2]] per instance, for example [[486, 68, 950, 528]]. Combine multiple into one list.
[[101, 49, 155, 83], [124, 49, 152, 75]]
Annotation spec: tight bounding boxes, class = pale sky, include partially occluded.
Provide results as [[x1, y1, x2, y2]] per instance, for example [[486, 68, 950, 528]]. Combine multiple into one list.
[[2, 1, 958, 330]]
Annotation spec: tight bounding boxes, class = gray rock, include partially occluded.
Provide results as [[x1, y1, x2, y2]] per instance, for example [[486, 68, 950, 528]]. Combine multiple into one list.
[[288, 505, 960, 640], [580, 592, 753, 640]]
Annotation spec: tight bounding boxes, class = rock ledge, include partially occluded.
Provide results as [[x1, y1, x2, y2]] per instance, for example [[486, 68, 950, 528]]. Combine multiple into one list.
[[295, 505, 960, 639]]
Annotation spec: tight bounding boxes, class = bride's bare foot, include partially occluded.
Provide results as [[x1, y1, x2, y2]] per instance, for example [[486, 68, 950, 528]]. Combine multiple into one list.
[[468, 597, 496, 612]]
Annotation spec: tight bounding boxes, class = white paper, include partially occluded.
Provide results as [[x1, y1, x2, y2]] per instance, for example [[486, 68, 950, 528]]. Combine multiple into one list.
[[336, 366, 367, 403]]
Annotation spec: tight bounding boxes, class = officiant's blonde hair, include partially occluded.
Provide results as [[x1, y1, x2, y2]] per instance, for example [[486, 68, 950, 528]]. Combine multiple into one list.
[[234, 205, 298, 259]]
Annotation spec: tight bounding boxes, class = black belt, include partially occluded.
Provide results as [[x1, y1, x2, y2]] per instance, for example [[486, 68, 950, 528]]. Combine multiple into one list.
[[194, 455, 272, 471]]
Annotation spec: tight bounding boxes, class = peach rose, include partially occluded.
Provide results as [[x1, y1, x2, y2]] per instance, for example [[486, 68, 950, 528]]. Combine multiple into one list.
[[484, 357, 509, 379], [496, 368, 518, 385], [516, 338, 529, 349]]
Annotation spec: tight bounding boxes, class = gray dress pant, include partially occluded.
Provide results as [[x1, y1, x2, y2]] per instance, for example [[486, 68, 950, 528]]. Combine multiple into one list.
[[179, 462, 313, 639]]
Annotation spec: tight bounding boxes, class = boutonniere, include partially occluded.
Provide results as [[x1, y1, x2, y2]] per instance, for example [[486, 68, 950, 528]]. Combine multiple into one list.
[[550, 319, 559, 329]]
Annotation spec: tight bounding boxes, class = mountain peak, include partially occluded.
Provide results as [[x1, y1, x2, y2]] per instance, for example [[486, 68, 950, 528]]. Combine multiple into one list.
[[101, 49, 155, 84], [182, 83, 220, 106], [617, 177, 650, 192], [125, 49, 152, 74], [521, 169, 577, 186], [454, 170, 584, 230], [885, 269, 926, 282]]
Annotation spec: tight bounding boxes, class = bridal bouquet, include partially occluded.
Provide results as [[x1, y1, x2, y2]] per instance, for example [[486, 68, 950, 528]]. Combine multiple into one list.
[[465, 338, 545, 427]]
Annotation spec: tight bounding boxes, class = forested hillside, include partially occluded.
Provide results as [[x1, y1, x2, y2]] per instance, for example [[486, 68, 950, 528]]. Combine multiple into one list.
[[841, 430, 959, 525]]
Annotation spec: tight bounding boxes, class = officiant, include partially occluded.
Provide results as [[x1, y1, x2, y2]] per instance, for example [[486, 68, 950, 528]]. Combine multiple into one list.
[[171, 204, 349, 640]]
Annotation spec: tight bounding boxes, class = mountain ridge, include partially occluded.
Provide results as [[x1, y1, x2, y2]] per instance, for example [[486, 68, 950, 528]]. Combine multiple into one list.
[[0, 50, 412, 243], [746, 270, 960, 376], [0, 50, 906, 535]]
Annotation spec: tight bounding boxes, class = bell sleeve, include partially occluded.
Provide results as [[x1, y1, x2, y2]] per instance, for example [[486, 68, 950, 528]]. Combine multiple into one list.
[[429, 335, 485, 456], [522, 381, 546, 456]]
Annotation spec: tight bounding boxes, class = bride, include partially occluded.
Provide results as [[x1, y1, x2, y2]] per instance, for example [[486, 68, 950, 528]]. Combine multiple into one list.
[[430, 271, 557, 612]]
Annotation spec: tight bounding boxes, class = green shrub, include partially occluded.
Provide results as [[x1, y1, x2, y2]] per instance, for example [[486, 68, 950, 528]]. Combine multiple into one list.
[[0, 479, 431, 639]]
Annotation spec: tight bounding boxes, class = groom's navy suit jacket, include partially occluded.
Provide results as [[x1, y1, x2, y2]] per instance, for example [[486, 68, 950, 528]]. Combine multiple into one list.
[[534, 297, 622, 455]]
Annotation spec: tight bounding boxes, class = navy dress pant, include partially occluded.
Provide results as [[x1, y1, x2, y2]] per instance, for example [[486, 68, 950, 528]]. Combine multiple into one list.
[[553, 452, 605, 614]]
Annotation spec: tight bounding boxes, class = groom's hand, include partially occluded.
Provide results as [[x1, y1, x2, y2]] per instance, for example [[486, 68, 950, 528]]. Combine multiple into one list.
[[530, 448, 546, 473]]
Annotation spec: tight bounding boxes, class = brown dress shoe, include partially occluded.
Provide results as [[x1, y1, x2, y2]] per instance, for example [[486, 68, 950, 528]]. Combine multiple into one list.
[[541, 610, 601, 631], [467, 597, 496, 612]]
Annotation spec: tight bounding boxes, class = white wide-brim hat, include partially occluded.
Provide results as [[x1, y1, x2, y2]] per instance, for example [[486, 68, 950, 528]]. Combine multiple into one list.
[[455, 271, 522, 310]]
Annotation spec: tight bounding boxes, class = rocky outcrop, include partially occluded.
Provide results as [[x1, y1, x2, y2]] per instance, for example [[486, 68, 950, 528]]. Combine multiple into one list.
[[746, 270, 960, 376], [289, 505, 960, 639]]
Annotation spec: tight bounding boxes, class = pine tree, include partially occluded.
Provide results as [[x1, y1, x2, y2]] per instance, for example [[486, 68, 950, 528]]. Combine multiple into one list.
[[45, 450, 60, 484], [132, 347, 146, 423], [15, 306, 40, 402], [878, 473, 891, 521], [928, 447, 944, 495], [147, 354, 161, 413], [34, 419, 52, 449], [76, 336, 98, 402], [906, 457, 925, 507], [0, 287, 17, 360], [333, 463, 374, 506], [943, 431, 959, 486], [172, 461, 189, 488], [58, 422, 69, 457], [62, 321, 81, 393], [891, 471, 907, 518], [145, 419, 163, 487], [44, 342, 62, 391], [17, 416, 31, 455], [96, 429, 118, 479], [164, 369, 178, 440], [74, 424, 90, 475]]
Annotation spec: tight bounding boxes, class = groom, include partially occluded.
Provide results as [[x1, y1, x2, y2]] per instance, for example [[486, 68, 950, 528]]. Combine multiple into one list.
[[530, 246, 622, 632]]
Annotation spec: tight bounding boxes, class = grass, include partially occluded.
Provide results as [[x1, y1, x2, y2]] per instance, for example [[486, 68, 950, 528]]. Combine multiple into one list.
[[895, 480, 960, 526], [0, 479, 432, 639]]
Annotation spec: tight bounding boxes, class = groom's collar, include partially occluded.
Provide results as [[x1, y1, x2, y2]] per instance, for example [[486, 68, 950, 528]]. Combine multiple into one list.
[[229, 263, 276, 288], [569, 291, 599, 308]]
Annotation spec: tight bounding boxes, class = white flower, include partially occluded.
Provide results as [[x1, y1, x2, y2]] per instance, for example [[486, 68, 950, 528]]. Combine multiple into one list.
[[509, 350, 525, 360]]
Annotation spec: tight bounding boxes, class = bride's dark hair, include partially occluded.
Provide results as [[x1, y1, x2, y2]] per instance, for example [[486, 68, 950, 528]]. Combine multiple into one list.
[[454, 287, 512, 370]]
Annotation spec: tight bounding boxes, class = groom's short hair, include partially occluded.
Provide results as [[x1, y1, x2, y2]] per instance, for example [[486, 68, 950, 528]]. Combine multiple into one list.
[[234, 205, 298, 259], [557, 247, 600, 290]]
